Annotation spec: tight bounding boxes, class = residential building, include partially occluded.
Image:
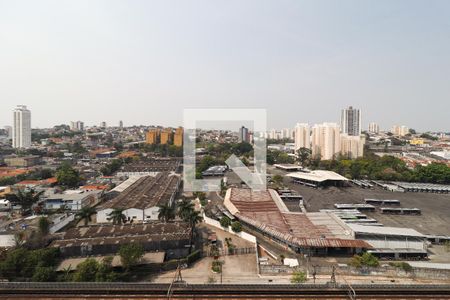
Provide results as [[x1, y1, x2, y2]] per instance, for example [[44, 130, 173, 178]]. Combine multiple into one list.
[[41, 189, 102, 211], [368, 122, 379, 134], [340, 134, 365, 159], [160, 128, 172, 144], [268, 129, 281, 140], [281, 128, 293, 140], [173, 127, 183, 146], [294, 123, 310, 151], [12, 105, 31, 148], [341, 106, 361, 136], [391, 125, 409, 136], [146, 129, 160, 144], [311, 123, 341, 160], [4, 155, 41, 167], [70, 121, 84, 131], [119, 120, 123, 128], [239, 126, 249, 143]]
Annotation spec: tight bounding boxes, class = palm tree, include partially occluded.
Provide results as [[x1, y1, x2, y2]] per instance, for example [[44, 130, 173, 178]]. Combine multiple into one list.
[[107, 208, 127, 225], [177, 200, 194, 220], [185, 210, 203, 253], [15, 188, 44, 212], [157, 203, 175, 222], [76, 206, 97, 226]]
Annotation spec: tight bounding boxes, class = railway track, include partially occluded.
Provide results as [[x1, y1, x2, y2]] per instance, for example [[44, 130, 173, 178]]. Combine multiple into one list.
[[0, 283, 450, 299]]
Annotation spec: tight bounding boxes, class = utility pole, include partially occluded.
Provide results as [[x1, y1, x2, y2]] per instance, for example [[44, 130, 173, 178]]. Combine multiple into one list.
[[167, 260, 184, 300], [330, 266, 336, 287]]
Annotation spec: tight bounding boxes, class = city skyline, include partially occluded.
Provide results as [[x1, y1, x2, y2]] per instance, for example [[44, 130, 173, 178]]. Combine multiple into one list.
[[1, 1, 450, 131]]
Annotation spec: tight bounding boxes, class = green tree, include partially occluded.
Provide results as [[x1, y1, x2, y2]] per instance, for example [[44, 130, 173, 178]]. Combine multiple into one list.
[[73, 258, 99, 282], [56, 163, 81, 187], [76, 206, 97, 226], [272, 174, 284, 187], [107, 208, 127, 225], [231, 221, 242, 233], [349, 252, 379, 268], [297, 147, 312, 166], [118, 243, 144, 271], [220, 216, 231, 228], [184, 210, 203, 253], [32, 266, 56, 282], [38, 216, 50, 235], [177, 200, 194, 220], [291, 270, 307, 283], [15, 188, 44, 212], [95, 256, 117, 282], [157, 203, 175, 222]]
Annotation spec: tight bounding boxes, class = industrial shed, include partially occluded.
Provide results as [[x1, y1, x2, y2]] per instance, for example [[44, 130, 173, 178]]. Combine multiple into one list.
[[97, 172, 180, 223], [348, 224, 428, 260], [224, 188, 371, 256], [50, 222, 191, 259], [287, 170, 348, 187]]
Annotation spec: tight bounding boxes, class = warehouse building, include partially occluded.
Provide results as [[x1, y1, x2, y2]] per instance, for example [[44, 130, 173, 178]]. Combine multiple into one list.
[[50, 222, 190, 258], [97, 172, 180, 223], [224, 188, 371, 256], [287, 170, 348, 187], [348, 224, 428, 260]]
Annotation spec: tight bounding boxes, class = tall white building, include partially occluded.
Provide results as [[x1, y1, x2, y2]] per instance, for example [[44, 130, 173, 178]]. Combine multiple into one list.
[[341, 106, 361, 136], [311, 123, 341, 160], [119, 120, 123, 128], [391, 125, 409, 136], [239, 126, 249, 143], [12, 105, 31, 148], [70, 121, 84, 131], [294, 123, 311, 150], [341, 134, 365, 159], [368, 122, 380, 134], [281, 128, 293, 140]]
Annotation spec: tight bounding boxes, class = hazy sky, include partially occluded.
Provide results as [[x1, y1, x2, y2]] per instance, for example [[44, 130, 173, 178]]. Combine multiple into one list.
[[1, 0, 449, 132]]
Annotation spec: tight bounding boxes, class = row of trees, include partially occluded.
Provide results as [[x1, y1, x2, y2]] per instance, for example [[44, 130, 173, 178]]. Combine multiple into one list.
[[140, 144, 183, 157], [269, 147, 450, 184], [315, 153, 450, 183], [0, 242, 146, 282]]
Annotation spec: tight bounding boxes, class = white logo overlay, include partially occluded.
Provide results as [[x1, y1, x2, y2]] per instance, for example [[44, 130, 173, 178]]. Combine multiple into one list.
[[183, 109, 267, 192]]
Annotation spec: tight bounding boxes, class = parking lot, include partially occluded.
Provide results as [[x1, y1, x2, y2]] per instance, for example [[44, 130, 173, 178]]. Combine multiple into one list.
[[269, 167, 450, 236]]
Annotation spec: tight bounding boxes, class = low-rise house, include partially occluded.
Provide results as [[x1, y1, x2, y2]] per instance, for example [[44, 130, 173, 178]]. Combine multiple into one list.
[[4, 155, 42, 167], [41, 189, 102, 211]]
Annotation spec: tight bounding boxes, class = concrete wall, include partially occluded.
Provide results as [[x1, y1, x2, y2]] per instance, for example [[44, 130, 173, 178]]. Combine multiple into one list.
[[203, 214, 257, 244], [50, 214, 75, 234]]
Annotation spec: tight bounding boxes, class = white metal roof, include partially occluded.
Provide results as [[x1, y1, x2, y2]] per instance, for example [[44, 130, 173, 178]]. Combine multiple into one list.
[[348, 224, 425, 238], [287, 170, 348, 183], [111, 175, 147, 192]]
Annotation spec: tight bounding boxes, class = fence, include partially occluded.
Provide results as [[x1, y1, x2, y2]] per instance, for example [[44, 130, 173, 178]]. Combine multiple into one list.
[[308, 265, 450, 281], [260, 264, 297, 275], [205, 247, 256, 257]]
